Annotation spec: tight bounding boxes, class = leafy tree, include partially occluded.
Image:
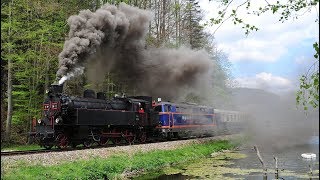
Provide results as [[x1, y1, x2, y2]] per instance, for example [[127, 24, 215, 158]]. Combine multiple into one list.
[[1, 0, 73, 142], [184, 0, 207, 49], [208, 0, 319, 109], [1, 0, 15, 141]]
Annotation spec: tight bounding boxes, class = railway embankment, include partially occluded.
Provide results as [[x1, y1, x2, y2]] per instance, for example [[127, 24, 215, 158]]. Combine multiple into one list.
[[1, 134, 243, 179]]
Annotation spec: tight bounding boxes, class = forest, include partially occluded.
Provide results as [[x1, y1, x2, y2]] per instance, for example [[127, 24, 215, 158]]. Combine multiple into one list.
[[1, 0, 233, 143]]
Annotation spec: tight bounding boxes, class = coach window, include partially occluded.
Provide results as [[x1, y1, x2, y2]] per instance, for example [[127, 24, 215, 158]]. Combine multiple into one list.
[[134, 103, 140, 111], [193, 108, 199, 113], [181, 106, 187, 113], [163, 105, 171, 112], [163, 105, 167, 112], [167, 105, 171, 112]]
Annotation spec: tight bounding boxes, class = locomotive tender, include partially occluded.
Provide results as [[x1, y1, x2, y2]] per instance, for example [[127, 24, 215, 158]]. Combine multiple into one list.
[[30, 84, 242, 149]]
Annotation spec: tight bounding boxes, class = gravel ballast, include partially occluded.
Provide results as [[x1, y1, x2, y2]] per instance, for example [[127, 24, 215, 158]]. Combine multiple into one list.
[[1, 135, 237, 171]]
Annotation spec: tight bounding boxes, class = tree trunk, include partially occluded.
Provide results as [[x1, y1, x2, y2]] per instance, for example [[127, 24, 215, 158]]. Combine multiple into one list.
[[188, 3, 192, 48], [148, 0, 152, 34], [175, 0, 178, 47], [6, 0, 14, 142], [166, 0, 170, 42], [6, 53, 13, 142], [161, 0, 166, 43], [178, 0, 181, 45], [155, 0, 160, 44], [44, 55, 50, 98]]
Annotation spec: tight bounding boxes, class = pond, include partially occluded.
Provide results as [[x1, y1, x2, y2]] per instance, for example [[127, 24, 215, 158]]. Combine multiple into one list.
[[132, 136, 319, 179]]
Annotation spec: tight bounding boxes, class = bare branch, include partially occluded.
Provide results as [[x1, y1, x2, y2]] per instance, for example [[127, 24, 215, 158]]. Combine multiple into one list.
[[305, 60, 319, 77], [212, 15, 232, 35], [253, 145, 267, 175], [212, 0, 250, 35], [274, 156, 279, 179]]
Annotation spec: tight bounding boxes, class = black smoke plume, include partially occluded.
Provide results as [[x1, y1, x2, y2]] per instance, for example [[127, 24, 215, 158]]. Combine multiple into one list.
[[57, 3, 212, 100]]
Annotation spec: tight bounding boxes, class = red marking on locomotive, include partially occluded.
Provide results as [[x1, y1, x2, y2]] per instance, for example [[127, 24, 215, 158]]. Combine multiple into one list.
[[159, 112, 215, 116], [43, 104, 49, 110], [51, 102, 59, 110], [156, 124, 216, 129]]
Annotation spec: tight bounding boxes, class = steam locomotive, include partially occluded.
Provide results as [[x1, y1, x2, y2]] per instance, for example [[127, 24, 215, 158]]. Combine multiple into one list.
[[29, 84, 244, 149]]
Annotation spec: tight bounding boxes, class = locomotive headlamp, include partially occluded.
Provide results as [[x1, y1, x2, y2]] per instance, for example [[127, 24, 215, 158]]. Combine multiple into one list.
[[55, 117, 63, 124], [55, 118, 61, 124], [37, 119, 42, 124]]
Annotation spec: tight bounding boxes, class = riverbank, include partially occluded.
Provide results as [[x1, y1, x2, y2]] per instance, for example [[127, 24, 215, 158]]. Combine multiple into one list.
[[2, 136, 240, 179]]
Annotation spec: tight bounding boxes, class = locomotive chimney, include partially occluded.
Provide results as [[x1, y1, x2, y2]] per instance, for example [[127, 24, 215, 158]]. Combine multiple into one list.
[[49, 84, 63, 94], [84, 89, 96, 98]]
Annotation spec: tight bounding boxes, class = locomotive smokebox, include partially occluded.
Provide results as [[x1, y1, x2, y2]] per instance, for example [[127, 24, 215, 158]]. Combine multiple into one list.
[[49, 84, 63, 94]]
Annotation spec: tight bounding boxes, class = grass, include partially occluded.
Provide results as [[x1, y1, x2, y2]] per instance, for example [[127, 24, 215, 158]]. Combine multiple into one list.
[[2, 140, 235, 180], [1, 144, 42, 151]]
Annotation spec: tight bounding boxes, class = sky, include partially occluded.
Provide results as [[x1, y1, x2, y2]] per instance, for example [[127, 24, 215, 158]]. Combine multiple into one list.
[[199, 0, 319, 94]]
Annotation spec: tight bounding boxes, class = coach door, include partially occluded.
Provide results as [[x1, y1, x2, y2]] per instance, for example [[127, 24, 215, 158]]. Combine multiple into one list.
[[166, 105, 173, 127]]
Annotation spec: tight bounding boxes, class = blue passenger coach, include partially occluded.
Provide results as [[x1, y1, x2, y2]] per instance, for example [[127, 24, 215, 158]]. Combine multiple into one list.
[[152, 100, 217, 138]]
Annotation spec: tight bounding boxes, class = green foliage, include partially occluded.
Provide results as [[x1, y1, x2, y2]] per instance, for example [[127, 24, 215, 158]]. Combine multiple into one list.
[[296, 71, 319, 110], [313, 42, 319, 59], [1, 0, 77, 142], [297, 39, 318, 111], [2, 140, 235, 179]]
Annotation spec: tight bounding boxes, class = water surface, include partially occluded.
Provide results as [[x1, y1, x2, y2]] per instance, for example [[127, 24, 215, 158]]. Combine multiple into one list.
[[133, 136, 319, 179]]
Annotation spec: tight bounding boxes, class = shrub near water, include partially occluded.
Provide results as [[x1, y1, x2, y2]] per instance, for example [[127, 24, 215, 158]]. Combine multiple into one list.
[[3, 140, 235, 180]]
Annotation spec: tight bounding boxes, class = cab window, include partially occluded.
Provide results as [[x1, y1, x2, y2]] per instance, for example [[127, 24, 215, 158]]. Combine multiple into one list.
[[154, 105, 162, 112]]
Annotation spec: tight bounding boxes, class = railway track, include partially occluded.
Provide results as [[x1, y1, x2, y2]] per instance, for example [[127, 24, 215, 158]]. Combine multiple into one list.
[[1, 143, 126, 157], [0, 148, 79, 156], [1, 133, 234, 157], [2, 149, 56, 156], [1, 141, 160, 157], [0, 141, 177, 157]]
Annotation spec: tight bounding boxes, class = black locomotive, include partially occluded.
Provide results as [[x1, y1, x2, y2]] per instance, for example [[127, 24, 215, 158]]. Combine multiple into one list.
[[31, 84, 159, 149]]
